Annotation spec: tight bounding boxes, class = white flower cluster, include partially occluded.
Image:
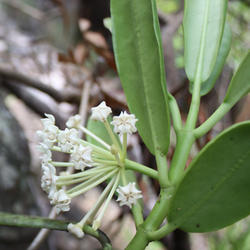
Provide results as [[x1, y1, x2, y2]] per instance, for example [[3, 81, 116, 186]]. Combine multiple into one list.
[[37, 114, 93, 214], [36, 102, 142, 238]]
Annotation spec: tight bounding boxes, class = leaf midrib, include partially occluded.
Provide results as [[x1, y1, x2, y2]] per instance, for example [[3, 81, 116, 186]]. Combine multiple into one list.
[[129, 0, 160, 153]]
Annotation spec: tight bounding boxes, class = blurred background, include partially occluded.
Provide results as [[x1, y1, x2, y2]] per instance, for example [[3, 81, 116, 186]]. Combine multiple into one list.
[[0, 0, 249, 249]]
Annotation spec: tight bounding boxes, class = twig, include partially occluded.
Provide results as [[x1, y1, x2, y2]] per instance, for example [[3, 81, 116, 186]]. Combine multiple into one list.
[[1, 0, 45, 21], [0, 212, 112, 249], [79, 79, 92, 127], [2, 83, 65, 127], [0, 67, 81, 103]]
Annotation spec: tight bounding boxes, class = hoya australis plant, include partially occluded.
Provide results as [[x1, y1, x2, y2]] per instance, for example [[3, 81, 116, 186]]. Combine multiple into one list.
[[0, 0, 249, 249]]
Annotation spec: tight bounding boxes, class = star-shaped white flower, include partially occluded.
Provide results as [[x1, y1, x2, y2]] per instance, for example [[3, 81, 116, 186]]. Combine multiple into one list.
[[67, 223, 84, 238], [116, 182, 143, 208], [71, 145, 93, 171], [58, 128, 78, 152], [41, 163, 57, 195], [111, 111, 138, 134], [37, 143, 52, 163], [90, 101, 112, 121], [41, 114, 55, 127], [66, 115, 82, 129], [50, 189, 71, 214], [37, 114, 58, 147]]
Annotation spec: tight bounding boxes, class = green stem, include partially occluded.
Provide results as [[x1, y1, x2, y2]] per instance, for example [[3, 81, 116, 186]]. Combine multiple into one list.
[[58, 165, 111, 180], [52, 162, 74, 167], [147, 223, 177, 240], [0, 212, 112, 249], [80, 140, 114, 160], [155, 151, 169, 188], [126, 188, 174, 249], [194, 102, 232, 138], [92, 158, 117, 165], [143, 188, 173, 230], [121, 133, 127, 161], [168, 93, 182, 131], [168, 130, 195, 184], [66, 171, 109, 194], [185, 77, 201, 130], [121, 168, 127, 185], [125, 226, 149, 250], [79, 176, 116, 227], [131, 203, 144, 228], [125, 159, 158, 180], [68, 169, 117, 197], [80, 126, 111, 150], [93, 172, 120, 230], [57, 175, 90, 186], [127, 128, 196, 247], [103, 120, 122, 152]]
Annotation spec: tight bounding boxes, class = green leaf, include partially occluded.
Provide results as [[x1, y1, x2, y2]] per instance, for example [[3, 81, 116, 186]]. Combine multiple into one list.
[[184, 0, 227, 82], [223, 51, 250, 106], [189, 23, 232, 96], [111, 0, 170, 155], [168, 121, 250, 232], [86, 119, 112, 148], [86, 117, 120, 149]]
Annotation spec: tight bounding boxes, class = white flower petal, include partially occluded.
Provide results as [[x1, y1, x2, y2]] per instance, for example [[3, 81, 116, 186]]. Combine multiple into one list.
[[58, 128, 78, 152], [50, 189, 71, 214], [41, 114, 55, 127], [111, 111, 138, 134], [90, 101, 112, 121], [66, 115, 82, 129], [116, 182, 142, 208], [37, 115, 59, 147], [71, 145, 93, 171], [41, 163, 57, 194], [37, 143, 52, 163]]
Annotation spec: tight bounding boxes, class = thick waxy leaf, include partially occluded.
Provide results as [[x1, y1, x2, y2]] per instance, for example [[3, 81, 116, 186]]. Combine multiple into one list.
[[223, 51, 250, 106], [86, 117, 120, 148], [168, 122, 250, 232], [111, 0, 170, 155], [189, 23, 232, 96], [184, 0, 227, 82]]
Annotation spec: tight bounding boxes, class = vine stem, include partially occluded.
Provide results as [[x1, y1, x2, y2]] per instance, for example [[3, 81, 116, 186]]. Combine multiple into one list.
[[125, 159, 158, 180], [27, 208, 56, 250], [127, 2, 212, 247], [168, 93, 182, 132], [126, 188, 174, 250], [194, 102, 232, 138], [0, 212, 112, 249]]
